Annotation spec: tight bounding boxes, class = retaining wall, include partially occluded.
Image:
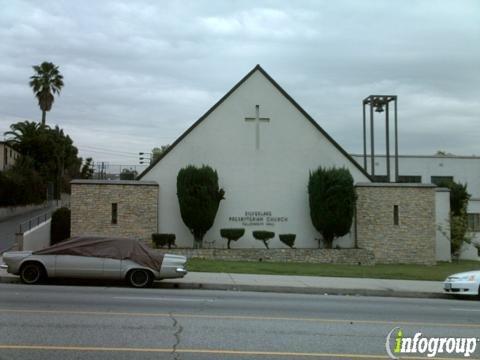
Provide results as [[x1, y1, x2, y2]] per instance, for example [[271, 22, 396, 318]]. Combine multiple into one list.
[[157, 248, 376, 265]]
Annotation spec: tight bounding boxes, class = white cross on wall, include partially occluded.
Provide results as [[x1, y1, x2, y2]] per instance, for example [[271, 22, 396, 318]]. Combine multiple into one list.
[[244, 104, 270, 150]]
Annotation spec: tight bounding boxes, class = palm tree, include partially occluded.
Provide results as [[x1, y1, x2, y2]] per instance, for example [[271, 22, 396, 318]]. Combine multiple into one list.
[[29, 62, 64, 126], [4, 121, 44, 146]]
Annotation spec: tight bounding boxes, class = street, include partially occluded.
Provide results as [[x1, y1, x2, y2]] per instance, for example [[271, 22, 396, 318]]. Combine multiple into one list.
[[0, 283, 479, 359]]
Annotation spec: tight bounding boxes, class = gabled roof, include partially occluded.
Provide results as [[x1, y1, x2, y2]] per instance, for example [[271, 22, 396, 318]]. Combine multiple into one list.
[[138, 65, 371, 180]]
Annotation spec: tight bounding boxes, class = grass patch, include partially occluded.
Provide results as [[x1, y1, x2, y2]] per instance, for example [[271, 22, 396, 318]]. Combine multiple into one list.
[[187, 259, 480, 281]]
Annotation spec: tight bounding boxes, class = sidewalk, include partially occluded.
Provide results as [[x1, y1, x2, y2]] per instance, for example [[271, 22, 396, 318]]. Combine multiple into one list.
[[0, 257, 447, 299]]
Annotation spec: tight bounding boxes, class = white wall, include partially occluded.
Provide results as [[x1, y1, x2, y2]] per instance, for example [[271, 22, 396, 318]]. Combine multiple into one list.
[[351, 154, 480, 197], [435, 189, 451, 262], [459, 199, 480, 261], [143, 69, 369, 248], [20, 219, 51, 251]]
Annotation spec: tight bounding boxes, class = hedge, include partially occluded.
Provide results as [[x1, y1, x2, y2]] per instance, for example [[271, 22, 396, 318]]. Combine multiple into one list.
[[252, 230, 275, 249], [152, 233, 176, 249], [279, 234, 296, 248], [50, 207, 70, 245], [220, 228, 245, 249]]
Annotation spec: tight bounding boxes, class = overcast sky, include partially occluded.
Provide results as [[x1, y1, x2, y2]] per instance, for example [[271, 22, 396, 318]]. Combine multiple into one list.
[[1, 0, 479, 166]]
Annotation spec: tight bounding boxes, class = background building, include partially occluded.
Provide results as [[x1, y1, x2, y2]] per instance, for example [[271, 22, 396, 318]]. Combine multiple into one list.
[[0, 142, 19, 171]]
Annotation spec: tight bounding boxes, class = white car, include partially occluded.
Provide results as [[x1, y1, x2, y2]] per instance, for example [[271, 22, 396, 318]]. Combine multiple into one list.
[[443, 271, 479, 296]]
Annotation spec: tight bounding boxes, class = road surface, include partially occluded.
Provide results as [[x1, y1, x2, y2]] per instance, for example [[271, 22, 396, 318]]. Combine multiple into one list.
[[0, 283, 479, 359]]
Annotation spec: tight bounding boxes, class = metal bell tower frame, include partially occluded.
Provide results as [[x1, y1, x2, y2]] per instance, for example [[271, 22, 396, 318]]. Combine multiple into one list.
[[362, 95, 399, 182]]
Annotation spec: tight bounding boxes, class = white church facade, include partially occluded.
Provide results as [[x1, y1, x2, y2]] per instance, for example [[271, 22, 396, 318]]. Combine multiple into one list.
[[138, 65, 371, 249]]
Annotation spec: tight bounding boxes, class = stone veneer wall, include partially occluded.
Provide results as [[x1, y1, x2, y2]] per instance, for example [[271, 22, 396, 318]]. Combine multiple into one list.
[[71, 180, 158, 242], [156, 248, 375, 265], [355, 183, 436, 265]]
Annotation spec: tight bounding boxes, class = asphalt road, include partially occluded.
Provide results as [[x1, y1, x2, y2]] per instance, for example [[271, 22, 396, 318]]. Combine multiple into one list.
[[0, 283, 479, 359]]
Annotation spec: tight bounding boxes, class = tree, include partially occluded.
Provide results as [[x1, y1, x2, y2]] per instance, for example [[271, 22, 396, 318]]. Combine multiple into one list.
[[4, 121, 82, 198], [0, 156, 46, 206], [29, 61, 64, 125], [308, 167, 356, 249], [80, 158, 94, 179], [177, 165, 225, 248], [151, 145, 170, 163], [252, 230, 275, 249], [4, 121, 42, 145], [437, 179, 471, 256], [220, 228, 245, 249], [120, 168, 137, 180]]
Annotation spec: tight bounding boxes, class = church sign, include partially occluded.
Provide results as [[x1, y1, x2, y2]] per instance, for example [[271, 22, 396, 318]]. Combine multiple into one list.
[[229, 211, 288, 226]]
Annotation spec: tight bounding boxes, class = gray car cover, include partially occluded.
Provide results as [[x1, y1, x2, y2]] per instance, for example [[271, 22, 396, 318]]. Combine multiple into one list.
[[34, 236, 164, 271]]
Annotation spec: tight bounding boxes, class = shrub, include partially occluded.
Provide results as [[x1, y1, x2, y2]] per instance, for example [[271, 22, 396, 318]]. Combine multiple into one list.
[[220, 228, 245, 249], [152, 233, 176, 249], [437, 180, 471, 256], [279, 234, 296, 248], [252, 230, 275, 249], [120, 169, 137, 180], [177, 165, 225, 248], [50, 207, 70, 245], [0, 156, 46, 206], [308, 167, 356, 248]]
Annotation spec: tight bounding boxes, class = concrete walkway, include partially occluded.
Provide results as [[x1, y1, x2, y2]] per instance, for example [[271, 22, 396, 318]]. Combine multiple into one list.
[[0, 256, 447, 299]]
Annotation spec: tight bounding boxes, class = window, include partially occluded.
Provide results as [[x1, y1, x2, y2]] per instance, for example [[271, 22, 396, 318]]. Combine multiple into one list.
[[431, 176, 453, 186], [467, 214, 480, 232], [393, 205, 399, 226], [372, 175, 388, 183], [111, 203, 118, 224], [398, 175, 422, 183]]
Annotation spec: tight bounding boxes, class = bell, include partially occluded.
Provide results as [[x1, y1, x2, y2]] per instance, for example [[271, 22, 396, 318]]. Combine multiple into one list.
[[375, 104, 384, 113]]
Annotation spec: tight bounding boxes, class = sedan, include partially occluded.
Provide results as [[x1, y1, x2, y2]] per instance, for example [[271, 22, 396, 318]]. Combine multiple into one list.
[[1, 236, 187, 288], [443, 271, 479, 296]]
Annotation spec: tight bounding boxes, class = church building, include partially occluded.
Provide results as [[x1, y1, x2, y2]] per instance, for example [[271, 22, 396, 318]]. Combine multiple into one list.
[[70, 65, 444, 265], [138, 65, 371, 249]]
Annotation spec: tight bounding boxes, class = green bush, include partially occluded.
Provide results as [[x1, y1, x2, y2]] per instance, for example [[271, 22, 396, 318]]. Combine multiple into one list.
[[152, 233, 176, 249], [0, 156, 46, 206], [279, 234, 296, 248], [220, 228, 245, 249], [252, 230, 275, 249], [50, 207, 70, 245], [308, 167, 356, 248], [177, 165, 225, 248], [437, 180, 471, 256]]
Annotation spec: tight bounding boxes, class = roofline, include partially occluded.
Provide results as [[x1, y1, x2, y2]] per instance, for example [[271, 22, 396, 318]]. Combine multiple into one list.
[[351, 153, 480, 160], [138, 65, 372, 181], [71, 179, 158, 186]]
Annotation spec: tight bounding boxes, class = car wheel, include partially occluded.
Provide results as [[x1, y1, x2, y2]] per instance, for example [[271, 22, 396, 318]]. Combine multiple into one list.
[[20, 263, 44, 284], [127, 269, 152, 288]]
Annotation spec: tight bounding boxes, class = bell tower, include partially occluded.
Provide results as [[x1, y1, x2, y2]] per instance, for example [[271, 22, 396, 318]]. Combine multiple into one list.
[[362, 95, 399, 182]]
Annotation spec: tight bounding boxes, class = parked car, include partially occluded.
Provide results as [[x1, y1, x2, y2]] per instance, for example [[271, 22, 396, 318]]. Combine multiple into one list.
[[0, 236, 187, 288], [443, 271, 479, 296]]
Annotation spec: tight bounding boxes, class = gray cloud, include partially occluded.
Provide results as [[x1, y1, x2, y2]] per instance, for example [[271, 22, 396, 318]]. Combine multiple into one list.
[[0, 0, 479, 164]]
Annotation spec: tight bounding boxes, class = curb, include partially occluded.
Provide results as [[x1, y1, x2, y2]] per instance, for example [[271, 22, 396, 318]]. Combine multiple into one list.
[[0, 274, 450, 299], [160, 281, 450, 299]]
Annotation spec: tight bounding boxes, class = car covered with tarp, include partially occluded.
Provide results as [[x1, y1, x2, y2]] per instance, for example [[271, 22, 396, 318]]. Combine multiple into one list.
[[1, 236, 187, 287]]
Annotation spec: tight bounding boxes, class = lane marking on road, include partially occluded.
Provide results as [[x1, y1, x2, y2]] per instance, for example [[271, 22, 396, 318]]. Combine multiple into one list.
[[450, 308, 480, 312], [0, 308, 479, 329], [0, 344, 472, 359], [113, 296, 214, 302]]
